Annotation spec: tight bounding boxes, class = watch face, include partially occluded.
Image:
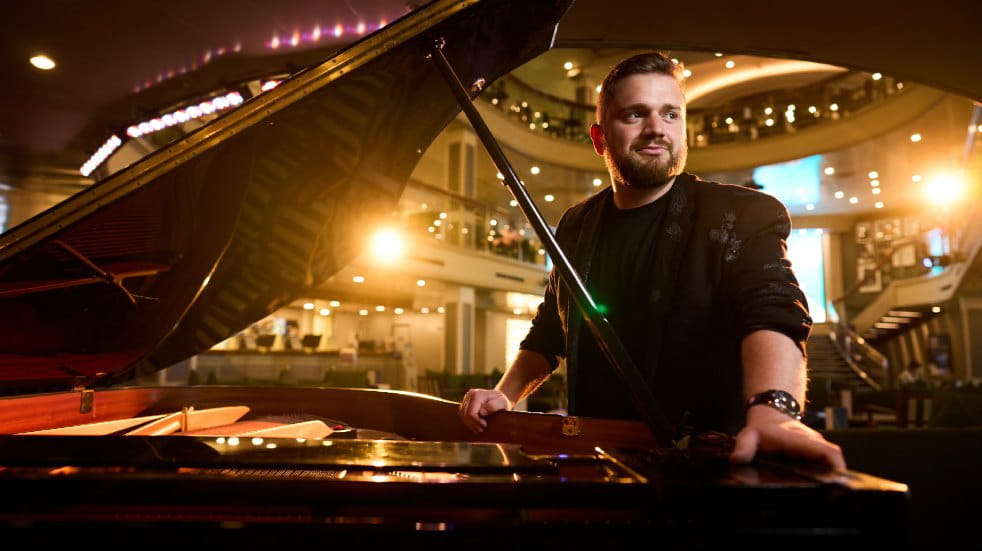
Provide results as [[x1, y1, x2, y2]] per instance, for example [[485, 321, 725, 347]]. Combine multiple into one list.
[[747, 390, 801, 420]]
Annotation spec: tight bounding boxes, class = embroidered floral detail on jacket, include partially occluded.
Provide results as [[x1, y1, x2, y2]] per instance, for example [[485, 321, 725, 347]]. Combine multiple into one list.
[[666, 222, 682, 242], [724, 239, 742, 263], [709, 211, 736, 244], [670, 192, 686, 216]]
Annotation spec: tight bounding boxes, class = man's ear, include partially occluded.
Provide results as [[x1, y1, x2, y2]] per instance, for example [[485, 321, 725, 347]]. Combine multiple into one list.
[[589, 124, 605, 156]]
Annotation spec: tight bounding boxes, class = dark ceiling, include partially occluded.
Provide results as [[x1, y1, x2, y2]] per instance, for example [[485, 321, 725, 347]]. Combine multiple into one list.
[[0, 0, 412, 175], [2, 0, 980, 182]]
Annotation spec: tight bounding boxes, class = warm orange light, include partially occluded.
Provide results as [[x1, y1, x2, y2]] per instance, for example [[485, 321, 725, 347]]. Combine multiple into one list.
[[370, 228, 404, 264], [925, 171, 966, 206], [30, 55, 55, 70]]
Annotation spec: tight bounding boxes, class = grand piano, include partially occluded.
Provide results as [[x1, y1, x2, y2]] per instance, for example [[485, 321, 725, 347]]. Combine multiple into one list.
[[0, 0, 912, 544]]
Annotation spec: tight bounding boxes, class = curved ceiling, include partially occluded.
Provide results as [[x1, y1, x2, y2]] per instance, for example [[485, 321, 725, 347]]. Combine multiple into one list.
[[555, 0, 982, 103], [2, 0, 979, 183]]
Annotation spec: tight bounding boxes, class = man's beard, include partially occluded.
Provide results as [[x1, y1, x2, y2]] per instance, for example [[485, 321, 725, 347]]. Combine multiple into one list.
[[604, 138, 688, 190]]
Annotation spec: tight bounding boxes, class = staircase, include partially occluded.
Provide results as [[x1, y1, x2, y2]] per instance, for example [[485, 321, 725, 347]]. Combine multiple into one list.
[[806, 330, 873, 410]]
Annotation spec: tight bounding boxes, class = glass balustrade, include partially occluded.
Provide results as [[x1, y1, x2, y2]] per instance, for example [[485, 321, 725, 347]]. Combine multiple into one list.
[[479, 70, 905, 148], [399, 180, 551, 268]]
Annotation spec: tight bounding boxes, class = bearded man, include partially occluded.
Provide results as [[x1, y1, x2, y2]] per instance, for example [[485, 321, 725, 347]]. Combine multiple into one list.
[[459, 52, 844, 469]]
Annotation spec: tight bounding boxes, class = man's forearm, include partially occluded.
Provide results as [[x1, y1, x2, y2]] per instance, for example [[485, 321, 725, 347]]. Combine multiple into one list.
[[741, 329, 806, 403], [495, 349, 555, 403]]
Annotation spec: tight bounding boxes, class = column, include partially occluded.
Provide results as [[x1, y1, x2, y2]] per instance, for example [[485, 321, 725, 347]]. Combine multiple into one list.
[[443, 285, 475, 375]]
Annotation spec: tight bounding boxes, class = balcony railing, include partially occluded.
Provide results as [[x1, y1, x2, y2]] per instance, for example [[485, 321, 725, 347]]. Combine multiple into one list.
[[399, 179, 551, 267], [478, 70, 906, 148]]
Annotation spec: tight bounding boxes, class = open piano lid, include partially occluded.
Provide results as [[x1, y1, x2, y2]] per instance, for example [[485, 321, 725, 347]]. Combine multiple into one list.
[[0, 0, 574, 391]]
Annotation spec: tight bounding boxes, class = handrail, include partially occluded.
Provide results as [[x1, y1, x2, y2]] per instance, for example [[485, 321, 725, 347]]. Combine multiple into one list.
[[848, 201, 982, 333], [400, 178, 550, 267], [827, 301, 889, 390], [479, 67, 909, 148]]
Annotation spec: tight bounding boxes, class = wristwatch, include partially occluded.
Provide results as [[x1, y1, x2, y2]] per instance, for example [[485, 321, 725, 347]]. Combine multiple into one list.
[[745, 389, 802, 421]]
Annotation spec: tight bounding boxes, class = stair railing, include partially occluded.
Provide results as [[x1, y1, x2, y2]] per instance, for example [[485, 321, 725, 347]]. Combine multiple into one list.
[[827, 301, 889, 390]]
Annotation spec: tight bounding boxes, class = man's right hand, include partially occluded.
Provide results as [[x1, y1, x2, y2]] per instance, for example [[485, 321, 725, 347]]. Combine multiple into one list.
[[458, 389, 514, 434]]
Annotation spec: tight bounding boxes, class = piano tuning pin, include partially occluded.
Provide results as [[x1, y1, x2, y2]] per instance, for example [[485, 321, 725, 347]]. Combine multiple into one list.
[[470, 78, 486, 93]]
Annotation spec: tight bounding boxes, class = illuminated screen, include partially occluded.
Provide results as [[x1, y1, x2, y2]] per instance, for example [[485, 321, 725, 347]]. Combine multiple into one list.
[[786, 229, 826, 323], [752, 154, 822, 208]]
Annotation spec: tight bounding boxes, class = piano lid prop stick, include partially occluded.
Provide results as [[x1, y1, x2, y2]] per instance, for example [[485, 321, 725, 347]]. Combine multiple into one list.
[[426, 38, 674, 446]]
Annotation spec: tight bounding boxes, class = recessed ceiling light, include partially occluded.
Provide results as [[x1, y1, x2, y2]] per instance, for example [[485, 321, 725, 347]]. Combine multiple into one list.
[[875, 201, 884, 209], [868, 171, 879, 179], [592, 178, 603, 187], [872, 72, 882, 80], [872, 188, 881, 195], [682, 68, 692, 78], [834, 191, 845, 199], [509, 199, 518, 207], [829, 103, 839, 112], [932, 306, 941, 313], [352, 275, 365, 283], [724, 60, 735, 69], [714, 52, 723, 57], [806, 204, 815, 211], [824, 167, 835, 176], [870, 180, 880, 187], [910, 133, 922, 142], [849, 197, 859, 204], [530, 166, 540, 175], [329, 300, 341, 307], [912, 174, 922, 182], [29, 55, 55, 70], [319, 308, 331, 316], [416, 279, 426, 287], [563, 61, 573, 70], [544, 194, 555, 202]]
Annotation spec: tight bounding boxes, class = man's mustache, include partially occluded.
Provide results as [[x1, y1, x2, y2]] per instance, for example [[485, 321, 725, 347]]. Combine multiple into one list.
[[632, 139, 673, 150]]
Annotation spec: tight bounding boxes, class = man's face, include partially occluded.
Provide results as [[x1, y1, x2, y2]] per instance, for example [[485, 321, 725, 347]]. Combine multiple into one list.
[[591, 73, 687, 190]]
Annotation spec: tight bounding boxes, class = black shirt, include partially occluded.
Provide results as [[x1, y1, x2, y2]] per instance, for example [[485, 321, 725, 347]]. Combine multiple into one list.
[[575, 191, 669, 419]]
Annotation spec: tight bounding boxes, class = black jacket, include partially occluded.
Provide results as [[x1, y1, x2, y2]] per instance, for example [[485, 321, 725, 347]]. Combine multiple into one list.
[[520, 172, 812, 435]]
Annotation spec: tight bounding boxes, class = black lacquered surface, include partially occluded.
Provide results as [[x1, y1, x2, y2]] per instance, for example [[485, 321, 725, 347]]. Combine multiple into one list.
[[0, 435, 552, 473]]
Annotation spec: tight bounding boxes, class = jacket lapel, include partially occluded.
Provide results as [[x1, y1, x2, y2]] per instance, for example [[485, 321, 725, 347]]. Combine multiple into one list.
[[645, 174, 697, 389]]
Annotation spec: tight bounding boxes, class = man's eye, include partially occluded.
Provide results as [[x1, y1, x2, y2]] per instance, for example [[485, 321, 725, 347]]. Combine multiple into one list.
[[626, 111, 642, 119], [665, 112, 679, 120]]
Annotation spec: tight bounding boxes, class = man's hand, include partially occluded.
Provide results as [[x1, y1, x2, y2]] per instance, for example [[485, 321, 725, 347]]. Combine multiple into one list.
[[458, 389, 514, 434], [730, 406, 846, 470]]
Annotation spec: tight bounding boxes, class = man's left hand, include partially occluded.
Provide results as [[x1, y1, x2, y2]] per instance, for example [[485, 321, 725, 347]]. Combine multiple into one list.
[[730, 406, 846, 470]]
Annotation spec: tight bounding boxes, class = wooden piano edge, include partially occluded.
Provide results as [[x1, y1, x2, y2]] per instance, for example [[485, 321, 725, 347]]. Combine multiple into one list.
[[0, 385, 906, 493]]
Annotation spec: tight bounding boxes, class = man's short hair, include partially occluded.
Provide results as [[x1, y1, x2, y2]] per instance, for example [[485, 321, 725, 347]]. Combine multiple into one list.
[[596, 52, 685, 124]]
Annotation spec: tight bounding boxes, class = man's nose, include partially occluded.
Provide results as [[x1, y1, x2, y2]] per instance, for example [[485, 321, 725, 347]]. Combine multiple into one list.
[[641, 115, 665, 136]]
